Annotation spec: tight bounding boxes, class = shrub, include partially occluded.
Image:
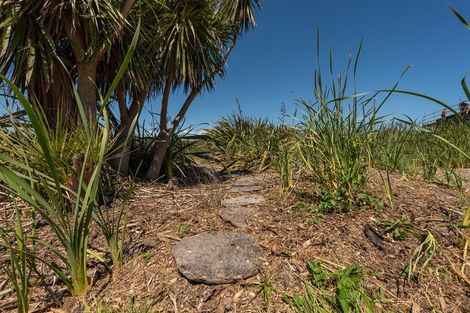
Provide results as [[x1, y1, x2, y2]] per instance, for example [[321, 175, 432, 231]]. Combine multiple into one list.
[[204, 109, 294, 173]]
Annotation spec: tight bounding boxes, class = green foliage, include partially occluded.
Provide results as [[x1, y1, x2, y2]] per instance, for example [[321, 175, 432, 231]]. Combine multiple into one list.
[[295, 38, 386, 212], [0, 25, 138, 298], [131, 118, 208, 181], [0, 77, 110, 296], [252, 272, 276, 307], [204, 109, 289, 173], [294, 201, 324, 225], [0, 109, 111, 189], [177, 224, 191, 234], [0, 206, 34, 313], [94, 187, 132, 268], [379, 219, 418, 241], [278, 142, 295, 190], [372, 121, 470, 183], [284, 260, 389, 313]]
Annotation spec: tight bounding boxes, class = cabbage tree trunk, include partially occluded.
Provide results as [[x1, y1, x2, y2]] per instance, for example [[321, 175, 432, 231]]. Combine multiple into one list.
[[77, 60, 98, 123], [111, 89, 147, 174], [145, 129, 172, 180]]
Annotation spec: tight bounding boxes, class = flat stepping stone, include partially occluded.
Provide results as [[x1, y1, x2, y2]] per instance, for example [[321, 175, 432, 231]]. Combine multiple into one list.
[[222, 195, 265, 207], [228, 185, 262, 193], [220, 206, 258, 228], [173, 232, 261, 284], [233, 176, 260, 187]]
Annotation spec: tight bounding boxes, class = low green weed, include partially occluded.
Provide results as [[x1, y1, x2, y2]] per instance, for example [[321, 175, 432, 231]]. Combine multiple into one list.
[[379, 218, 418, 241], [251, 272, 276, 308], [284, 259, 389, 312], [177, 224, 191, 234]]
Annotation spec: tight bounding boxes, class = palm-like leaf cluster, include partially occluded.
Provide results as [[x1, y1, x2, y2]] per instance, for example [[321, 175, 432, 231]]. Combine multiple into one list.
[[0, 0, 260, 119], [1, 0, 261, 177]]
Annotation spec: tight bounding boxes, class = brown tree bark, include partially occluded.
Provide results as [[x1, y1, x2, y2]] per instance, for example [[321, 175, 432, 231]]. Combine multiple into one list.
[[66, 0, 138, 125], [144, 85, 200, 180], [111, 87, 147, 174], [77, 59, 98, 123], [145, 129, 173, 180]]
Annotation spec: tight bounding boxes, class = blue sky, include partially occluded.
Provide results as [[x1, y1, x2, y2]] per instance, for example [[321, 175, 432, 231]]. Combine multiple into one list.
[[144, 0, 470, 128]]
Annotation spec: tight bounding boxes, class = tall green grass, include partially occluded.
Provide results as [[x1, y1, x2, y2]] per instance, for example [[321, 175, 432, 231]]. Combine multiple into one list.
[[296, 98, 383, 211], [292, 37, 391, 211], [372, 121, 470, 183]]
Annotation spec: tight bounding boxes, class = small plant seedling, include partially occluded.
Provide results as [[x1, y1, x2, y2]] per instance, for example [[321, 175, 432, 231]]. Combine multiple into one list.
[[379, 218, 418, 240], [251, 272, 276, 307], [177, 224, 191, 234], [140, 250, 152, 261], [294, 202, 324, 225]]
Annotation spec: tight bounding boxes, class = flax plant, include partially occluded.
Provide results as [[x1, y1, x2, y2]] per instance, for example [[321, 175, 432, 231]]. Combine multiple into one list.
[[94, 187, 132, 268], [0, 22, 140, 296], [0, 206, 34, 313], [0, 81, 109, 295]]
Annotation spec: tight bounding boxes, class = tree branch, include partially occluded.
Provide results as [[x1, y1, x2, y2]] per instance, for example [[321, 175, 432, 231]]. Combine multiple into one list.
[[128, 89, 147, 120], [64, 19, 86, 61], [160, 72, 173, 131], [122, 0, 137, 19]]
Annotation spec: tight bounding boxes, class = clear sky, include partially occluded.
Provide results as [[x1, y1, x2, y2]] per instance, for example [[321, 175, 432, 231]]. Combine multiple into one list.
[[144, 0, 470, 128]]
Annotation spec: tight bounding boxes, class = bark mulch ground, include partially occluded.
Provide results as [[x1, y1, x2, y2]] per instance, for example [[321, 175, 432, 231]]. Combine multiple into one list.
[[0, 170, 469, 312]]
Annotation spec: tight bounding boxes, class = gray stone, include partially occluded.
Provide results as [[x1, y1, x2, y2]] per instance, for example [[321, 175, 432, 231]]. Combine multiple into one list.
[[228, 185, 262, 193], [222, 195, 265, 207], [219, 206, 258, 228], [233, 176, 259, 187], [173, 232, 262, 284]]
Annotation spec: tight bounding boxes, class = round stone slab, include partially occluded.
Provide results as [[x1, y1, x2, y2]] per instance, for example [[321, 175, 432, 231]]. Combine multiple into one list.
[[222, 195, 265, 207], [173, 232, 261, 284], [220, 206, 258, 228]]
